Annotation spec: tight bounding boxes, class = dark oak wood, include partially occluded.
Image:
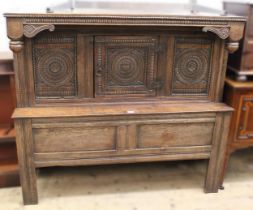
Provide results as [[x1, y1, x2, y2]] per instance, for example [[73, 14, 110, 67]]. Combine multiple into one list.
[[0, 52, 19, 188], [224, 1, 253, 81], [5, 12, 245, 205], [221, 77, 253, 184]]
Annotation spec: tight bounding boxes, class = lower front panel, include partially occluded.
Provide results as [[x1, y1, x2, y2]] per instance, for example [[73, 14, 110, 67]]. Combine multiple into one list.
[[34, 126, 117, 152], [31, 113, 216, 166]]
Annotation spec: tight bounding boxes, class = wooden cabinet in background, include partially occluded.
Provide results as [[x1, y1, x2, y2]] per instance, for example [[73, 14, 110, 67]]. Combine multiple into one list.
[[222, 77, 253, 179], [5, 11, 245, 205], [0, 52, 19, 188], [224, 1, 253, 81]]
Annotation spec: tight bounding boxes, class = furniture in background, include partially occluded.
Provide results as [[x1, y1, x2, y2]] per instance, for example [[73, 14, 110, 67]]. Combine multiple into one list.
[[5, 5, 245, 205], [220, 0, 253, 184], [224, 1, 253, 81], [0, 52, 19, 187], [222, 77, 253, 182]]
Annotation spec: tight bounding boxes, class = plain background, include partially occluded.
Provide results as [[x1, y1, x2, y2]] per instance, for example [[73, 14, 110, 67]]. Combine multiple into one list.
[[0, 0, 233, 52]]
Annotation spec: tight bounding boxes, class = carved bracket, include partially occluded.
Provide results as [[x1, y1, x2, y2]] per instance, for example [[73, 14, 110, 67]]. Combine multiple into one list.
[[202, 26, 230, 39], [23, 24, 55, 38]]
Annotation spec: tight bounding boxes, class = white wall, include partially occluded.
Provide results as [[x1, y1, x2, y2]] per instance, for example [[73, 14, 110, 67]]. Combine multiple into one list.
[[0, 0, 64, 51], [0, 0, 224, 52]]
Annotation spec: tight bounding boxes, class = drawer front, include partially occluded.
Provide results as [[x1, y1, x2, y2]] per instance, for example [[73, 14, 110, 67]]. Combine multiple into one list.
[[137, 122, 214, 148], [237, 95, 253, 140]]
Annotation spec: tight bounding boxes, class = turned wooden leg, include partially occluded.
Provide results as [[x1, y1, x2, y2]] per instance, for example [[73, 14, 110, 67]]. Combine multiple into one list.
[[204, 113, 231, 193], [15, 119, 38, 205]]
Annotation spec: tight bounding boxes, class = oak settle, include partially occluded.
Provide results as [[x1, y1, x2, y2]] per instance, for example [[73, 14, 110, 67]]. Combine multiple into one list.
[[5, 12, 245, 205]]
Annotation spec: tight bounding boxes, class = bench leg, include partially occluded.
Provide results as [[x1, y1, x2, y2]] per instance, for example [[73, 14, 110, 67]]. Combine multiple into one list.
[[15, 119, 38, 205], [204, 113, 231, 193]]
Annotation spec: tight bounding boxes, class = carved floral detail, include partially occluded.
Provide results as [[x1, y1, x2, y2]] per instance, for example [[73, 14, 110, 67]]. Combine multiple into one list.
[[202, 26, 230, 39], [24, 24, 55, 38]]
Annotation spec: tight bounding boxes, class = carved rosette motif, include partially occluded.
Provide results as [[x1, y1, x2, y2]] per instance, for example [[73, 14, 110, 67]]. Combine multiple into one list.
[[95, 36, 158, 96], [33, 33, 77, 98], [172, 38, 213, 95], [37, 50, 74, 85], [108, 48, 145, 86]]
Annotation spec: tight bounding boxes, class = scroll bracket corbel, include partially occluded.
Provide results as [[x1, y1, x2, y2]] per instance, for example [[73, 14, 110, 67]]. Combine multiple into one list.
[[202, 26, 241, 53], [202, 26, 230, 40], [23, 24, 55, 38]]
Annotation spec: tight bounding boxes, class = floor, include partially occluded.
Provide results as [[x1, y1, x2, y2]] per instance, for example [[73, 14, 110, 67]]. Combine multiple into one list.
[[0, 148, 253, 210]]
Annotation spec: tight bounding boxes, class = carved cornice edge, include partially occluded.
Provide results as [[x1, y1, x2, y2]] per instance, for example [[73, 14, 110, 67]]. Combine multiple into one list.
[[202, 26, 230, 39], [23, 24, 55, 38], [4, 13, 245, 21]]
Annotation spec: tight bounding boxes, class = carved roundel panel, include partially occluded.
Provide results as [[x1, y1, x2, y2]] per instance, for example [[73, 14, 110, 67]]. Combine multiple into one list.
[[175, 48, 209, 85], [95, 36, 158, 96], [37, 49, 74, 86], [172, 38, 213, 95], [33, 33, 77, 98], [108, 49, 145, 86]]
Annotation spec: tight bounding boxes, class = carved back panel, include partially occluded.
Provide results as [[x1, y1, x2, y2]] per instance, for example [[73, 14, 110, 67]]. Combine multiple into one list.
[[32, 33, 77, 98], [172, 37, 213, 95], [30, 31, 219, 103]]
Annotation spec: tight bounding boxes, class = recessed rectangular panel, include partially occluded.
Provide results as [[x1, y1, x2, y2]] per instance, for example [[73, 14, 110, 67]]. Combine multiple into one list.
[[34, 126, 117, 152], [32, 33, 77, 98], [238, 96, 253, 140], [137, 122, 214, 148], [94, 36, 158, 97], [172, 37, 213, 95]]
